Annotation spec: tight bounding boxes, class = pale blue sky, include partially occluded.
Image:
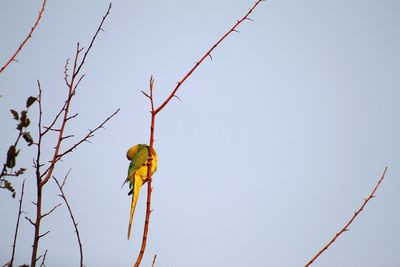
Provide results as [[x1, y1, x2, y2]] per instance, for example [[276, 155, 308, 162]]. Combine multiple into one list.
[[1, 1, 399, 266]]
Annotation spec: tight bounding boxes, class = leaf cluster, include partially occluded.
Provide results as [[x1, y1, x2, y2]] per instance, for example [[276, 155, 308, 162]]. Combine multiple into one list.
[[1, 96, 37, 197]]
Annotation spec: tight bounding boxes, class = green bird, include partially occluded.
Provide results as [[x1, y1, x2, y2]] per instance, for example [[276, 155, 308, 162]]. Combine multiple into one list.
[[123, 144, 158, 240]]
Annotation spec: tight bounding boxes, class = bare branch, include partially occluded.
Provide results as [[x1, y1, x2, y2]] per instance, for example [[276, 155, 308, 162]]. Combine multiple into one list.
[[30, 4, 114, 267], [152, 254, 157, 267], [25, 216, 35, 226], [9, 180, 26, 266], [304, 166, 388, 267], [54, 174, 84, 267], [173, 95, 182, 102], [41, 203, 62, 219], [0, 0, 47, 73], [55, 109, 120, 161], [38, 230, 50, 239], [73, 75, 85, 92], [73, 3, 112, 78], [39, 249, 48, 267], [64, 58, 71, 86], [61, 134, 75, 140], [61, 169, 72, 188], [66, 113, 79, 121], [42, 102, 68, 136], [154, 0, 264, 114], [141, 90, 151, 99]]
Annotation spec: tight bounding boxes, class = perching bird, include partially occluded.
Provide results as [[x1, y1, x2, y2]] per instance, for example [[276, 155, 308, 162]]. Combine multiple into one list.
[[123, 144, 158, 240]]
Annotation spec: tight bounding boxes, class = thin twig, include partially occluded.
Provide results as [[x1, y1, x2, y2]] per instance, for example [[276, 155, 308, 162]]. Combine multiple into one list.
[[74, 3, 112, 78], [38, 230, 50, 239], [39, 51, 76, 185], [151, 254, 157, 267], [0, 0, 47, 73], [9, 180, 26, 266], [25, 216, 35, 226], [54, 108, 120, 161], [39, 249, 48, 267], [304, 166, 388, 267], [53, 172, 84, 267], [42, 99, 68, 136], [41, 203, 62, 218]]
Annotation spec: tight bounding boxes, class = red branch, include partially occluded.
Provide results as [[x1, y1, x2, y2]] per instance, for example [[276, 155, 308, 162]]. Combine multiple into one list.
[[133, 1, 264, 266], [0, 0, 47, 74], [304, 166, 388, 267], [155, 0, 264, 114], [134, 77, 156, 267]]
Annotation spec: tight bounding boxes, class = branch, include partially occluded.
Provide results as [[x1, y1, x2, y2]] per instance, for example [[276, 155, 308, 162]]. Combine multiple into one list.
[[152, 254, 157, 267], [25, 216, 35, 226], [42, 100, 68, 136], [304, 166, 388, 267], [54, 172, 84, 267], [38, 230, 50, 239], [155, 0, 264, 114], [9, 180, 26, 266], [40, 3, 113, 186], [54, 108, 120, 161], [133, 2, 264, 266], [41, 203, 62, 219], [39, 249, 48, 267], [0, 0, 47, 74], [31, 5, 113, 266], [73, 3, 112, 78], [134, 78, 156, 267]]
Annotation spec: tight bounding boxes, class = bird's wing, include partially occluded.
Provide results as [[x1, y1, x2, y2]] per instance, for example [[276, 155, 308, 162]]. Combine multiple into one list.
[[124, 146, 149, 189], [127, 173, 143, 239]]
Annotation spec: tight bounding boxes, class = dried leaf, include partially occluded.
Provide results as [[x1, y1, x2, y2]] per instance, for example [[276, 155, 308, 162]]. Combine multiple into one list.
[[6, 145, 16, 168], [10, 109, 19, 120], [23, 118, 30, 127], [4, 180, 16, 198], [23, 132, 33, 146], [20, 111, 30, 127], [26, 96, 37, 108], [15, 168, 26, 176], [20, 110, 27, 123]]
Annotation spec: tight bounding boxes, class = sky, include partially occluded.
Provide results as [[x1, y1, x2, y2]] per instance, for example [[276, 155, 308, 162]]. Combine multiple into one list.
[[1, 1, 399, 266]]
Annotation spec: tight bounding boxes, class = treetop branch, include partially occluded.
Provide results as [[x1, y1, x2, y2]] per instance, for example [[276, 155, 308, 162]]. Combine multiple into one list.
[[0, 0, 47, 74], [155, 0, 264, 114], [304, 166, 388, 267]]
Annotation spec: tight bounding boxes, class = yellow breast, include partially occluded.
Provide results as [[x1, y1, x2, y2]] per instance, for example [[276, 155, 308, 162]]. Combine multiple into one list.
[[135, 153, 158, 181]]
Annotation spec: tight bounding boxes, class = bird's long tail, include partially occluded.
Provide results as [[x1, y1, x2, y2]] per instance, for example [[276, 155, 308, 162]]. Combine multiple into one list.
[[127, 176, 142, 240]]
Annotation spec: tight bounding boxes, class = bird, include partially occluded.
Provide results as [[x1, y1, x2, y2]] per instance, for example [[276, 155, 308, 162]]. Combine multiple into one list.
[[123, 144, 158, 240]]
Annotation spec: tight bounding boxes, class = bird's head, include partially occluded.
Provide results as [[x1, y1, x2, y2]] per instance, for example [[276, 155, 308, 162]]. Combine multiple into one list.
[[126, 144, 143, 160]]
